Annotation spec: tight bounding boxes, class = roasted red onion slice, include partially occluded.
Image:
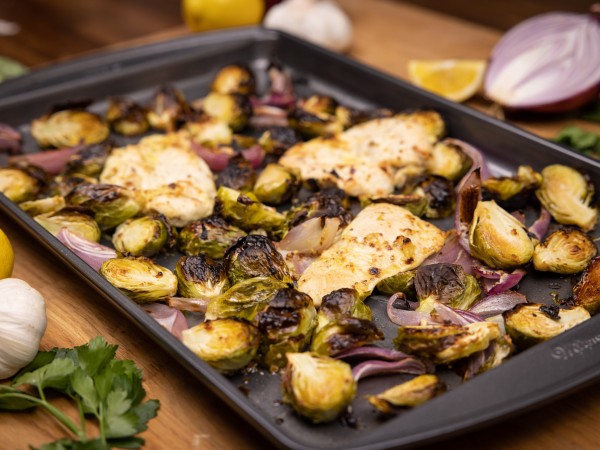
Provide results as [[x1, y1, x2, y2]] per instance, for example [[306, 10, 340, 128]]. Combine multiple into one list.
[[423, 231, 479, 275], [482, 268, 527, 296], [241, 144, 265, 169], [455, 168, 481, 252], [352, 358, 432, 381], [387, 293, 432, 326], [447, 139, 491, 187], [335, 346, 410, 361], [0, 123, 22, 155], [56, 228, 116, 271], [166, 296, 212, 313], [249, 105, 289, 128], [278, 216, 341, 254], [433, 301, 484, 325], [469, 290, 527, 318], [10, 145, 84, 175], [528, 207, 551, 242], [142, 303, 188, 340], [190, 142, 232, 171]]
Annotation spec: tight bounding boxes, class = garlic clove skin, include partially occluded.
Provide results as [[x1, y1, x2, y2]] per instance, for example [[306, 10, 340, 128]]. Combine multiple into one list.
[[0, 278, 47, 379], [264, 0, 353, 53]]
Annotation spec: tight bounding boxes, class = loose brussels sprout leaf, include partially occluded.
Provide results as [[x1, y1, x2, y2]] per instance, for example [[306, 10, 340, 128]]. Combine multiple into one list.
[[216, 155, 256, 192], [201, 92, 252, 132], [573, 258, 600, 315], [415, 264, 481, 311], [147, 85, 189, 132], [20, 195, 66, 216], [62, 142, 113, 178], [316, 288, 372, 333], [35, 208, 101, 242], [225, 234, 293, 285], [394, 322, 501, 364], [310, 317, 384, 357], [258, 127, 302, 156], [408, 176, 456, 219], [376, 270, 417, 297], [425, 141, 472, 182], [66, 182, 141, 230], [177, 215, 247, 259], [469, 200, 534, 269], [105, 97, 149, 136], [535, 164, 598, 232], [113, 214, 175, 257], [100, 257, 178, 302], [175, 254, 229, 299], [282, 352, 356, 424], [205, 276, 288, 322], [210, 64, 256, 96], [0, 168, 42, 203], [31, 110, 110, 148], [182, 318, 259, 373], [503, 304, 590, 348], [254, 163, 300, 206], [533, 229, 597, 274], [215, 186, 287, 239], [368, 374, 445, 413]]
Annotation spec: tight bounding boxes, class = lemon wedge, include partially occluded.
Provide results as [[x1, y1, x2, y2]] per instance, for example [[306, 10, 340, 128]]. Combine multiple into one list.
[[0, 227, 14, 279], [408, 60, 487, 102], [182, 0, 265, 32]]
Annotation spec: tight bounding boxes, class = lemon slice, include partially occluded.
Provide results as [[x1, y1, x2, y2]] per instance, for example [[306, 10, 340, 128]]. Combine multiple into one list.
[[408, 60, 487, 102], [0, 227, 14, 279]]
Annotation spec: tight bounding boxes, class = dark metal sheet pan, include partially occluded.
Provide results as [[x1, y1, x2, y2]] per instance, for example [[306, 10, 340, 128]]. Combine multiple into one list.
[[1, 27, 600, 450]]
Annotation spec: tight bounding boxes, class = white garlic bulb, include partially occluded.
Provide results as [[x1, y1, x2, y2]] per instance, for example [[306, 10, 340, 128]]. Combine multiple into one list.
[[0, 278, 47, 379], [264, 0, 353, 52]]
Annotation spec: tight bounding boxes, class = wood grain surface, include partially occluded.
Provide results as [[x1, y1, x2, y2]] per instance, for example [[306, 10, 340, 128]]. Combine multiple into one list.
[[1, 0, 600, 449]]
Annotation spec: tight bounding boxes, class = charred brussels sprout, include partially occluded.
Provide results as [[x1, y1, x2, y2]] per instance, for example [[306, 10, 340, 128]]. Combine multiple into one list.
[[573, 258, 600, 315], [175, 255, 229, 299], [45, 174, 96, 198], [177, 216, 247, 259], [34, 208, 101, 242], [368, 375, 445, 413], [106, 97, 149, 136], [224, 234, 293, 285], [533, 229, 597, 274], [210, 64, 256, 96], [112, 214, 175, 257], [535, 165, 598, 232], [256, 288, 317, 370], [376, 270, 416, 297], [31, 110, 109, 148], [182, 318, 259, 373], [0, 167, 42, 202], [469, 200, 534, 269], [205, 276, 288, 322], [425, 141, 472, 182], [288, 108, 343, 139], [20, 195, 66, 216], [100, 257, 178, 302], [394, 322, 501, 364], [65, 183, 141, 230], [415, 264, 481, 311], [62, 142, 112, 178], [282, 352, 356, 424], [215, 186, 287, 238], [310, 317, 384, 357], [482, 165, 541, 208], [335, 105, 393, 129], [408, 176, 456, 219], [216, 155, 256, 192], [316, 288, 372, 332], [201, 92, 252, 132], [503, 304, 590, 348], [254, 164, 299, 205], [147, 85, 189, 131], [258, 127, 302, 156], [286, 188, 353, 228]]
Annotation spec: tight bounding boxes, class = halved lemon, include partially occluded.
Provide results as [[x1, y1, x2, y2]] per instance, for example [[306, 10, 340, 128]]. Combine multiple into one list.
[[408, 60, 487, 102], [0, 227, 14, 279]]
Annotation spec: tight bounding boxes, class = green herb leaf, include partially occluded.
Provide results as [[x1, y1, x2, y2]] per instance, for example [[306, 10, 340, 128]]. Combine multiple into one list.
[[105, 437, 145, 449], [555, 125, 600, 156], [13, 357, 77, 391], [0, 385, 38, 410], [75, 337, 118, 377], [70, 369, 99, 414]]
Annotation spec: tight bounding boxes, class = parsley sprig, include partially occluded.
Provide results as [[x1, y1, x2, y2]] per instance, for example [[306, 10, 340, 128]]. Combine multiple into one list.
[[0, 337, 159, 450]]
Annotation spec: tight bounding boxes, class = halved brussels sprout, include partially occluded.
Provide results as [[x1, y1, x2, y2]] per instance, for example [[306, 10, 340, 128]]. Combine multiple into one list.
[[35, 207, 101, 242], [415, 264, 482, 311], [254, 163, 300, 206], [368, 374, 445, 413], [182, 318, 259, 374], [573, 258, 600, 315], [20, 195, 66, 216], [533, 229, 597, 274], [282, 352, 356, 423], [210, 64, 256, 96], [45, 174, 96, 198], [100, 256, 178, 302], [256, 287, 317, 370], [503, 304, 590, 348], [288, 108, 343, 139], [482, 165, 542, 209], [535, 164, 598, 232], [310, 317, 384, 357], [175, 254, 229, 299], [286, 187, 353, 228], [201, 92, 252, 132], [258, 127, 302, 156], [216, 155, 256, 192], [65, 183, 141, 230], [106, 97, 149, 136], [62, 142, 113, 178], [146, 85, 189, 131], [215, 186, 287, 238], [425, 141, 472, 182], [183, 115, 233, 146], [112, 214, 175, 257], [408, 176, 456, 219], [375, 270, 417, 297], [394, 322, 501, 364], [316, 288, 372, 333], [0, 167, 42, 202], [469, 200, 534, 269], [224, 234, 293, 285], [31, 110, 110, 148], [177, 215, 247, 259], [205, 276, 288, 322]]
